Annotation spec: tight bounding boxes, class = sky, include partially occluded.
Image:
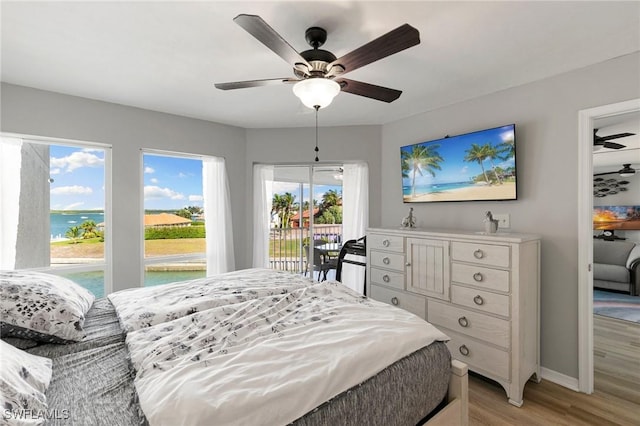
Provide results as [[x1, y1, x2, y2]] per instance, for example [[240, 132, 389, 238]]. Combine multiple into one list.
[[400, 124, 515, 187], [49, 146, 203, 211], [50, 145, 106, 210], [272, 182, 341, 205]]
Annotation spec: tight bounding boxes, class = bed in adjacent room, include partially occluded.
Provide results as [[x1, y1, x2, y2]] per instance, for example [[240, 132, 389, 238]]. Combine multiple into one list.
[[1, 268, 468, 426]]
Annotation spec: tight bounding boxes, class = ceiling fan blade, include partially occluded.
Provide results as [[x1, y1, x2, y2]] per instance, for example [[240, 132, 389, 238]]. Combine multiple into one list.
[[215, 78, 299, 90], [335, 78, 402, 103], [327, 24, 420, 76], [603, 141, 626, 149], [599, 132, 635, 141], [233, 14, 310, 72]]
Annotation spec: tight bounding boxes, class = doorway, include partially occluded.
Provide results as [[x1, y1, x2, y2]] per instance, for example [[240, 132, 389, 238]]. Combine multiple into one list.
[[577, 98, 640, 394]]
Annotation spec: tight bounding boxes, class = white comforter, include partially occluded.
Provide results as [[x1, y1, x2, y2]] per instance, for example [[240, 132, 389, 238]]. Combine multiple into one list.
[[112, 270, 449, 426]]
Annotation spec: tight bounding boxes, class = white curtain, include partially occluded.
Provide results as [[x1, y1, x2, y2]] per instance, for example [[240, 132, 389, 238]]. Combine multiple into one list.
[[341, 162, 369, 294], [253, 164, 274, 267], [0, 137, 23, 270], [203, 157, 235, 276]]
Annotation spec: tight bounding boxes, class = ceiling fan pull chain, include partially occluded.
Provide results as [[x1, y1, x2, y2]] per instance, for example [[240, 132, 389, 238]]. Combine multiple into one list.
[[314, 105, 320, 162]]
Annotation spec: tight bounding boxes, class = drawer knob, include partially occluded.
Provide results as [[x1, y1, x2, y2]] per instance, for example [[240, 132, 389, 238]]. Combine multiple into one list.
[[473, 272, 484, 282], [405, 262, 411, 267], [383, 274, 391, 283], [458, 316, 469, 328], [473, 249, 484, 259], [473, 295, 485, 306], [383, 257, 391, 265], [459, 345, 470, 356], [382, 239, 391, 247], [391, 297, 399, 306]]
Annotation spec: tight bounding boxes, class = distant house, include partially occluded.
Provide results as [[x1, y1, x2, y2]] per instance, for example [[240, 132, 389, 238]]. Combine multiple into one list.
[[290, 208, 320, 228], [144, 213, 192, 228]]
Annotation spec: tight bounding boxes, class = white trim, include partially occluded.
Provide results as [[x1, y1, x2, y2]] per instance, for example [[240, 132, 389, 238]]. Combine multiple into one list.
[[540, 367, 580, 392], [577, 98, 640, 394]]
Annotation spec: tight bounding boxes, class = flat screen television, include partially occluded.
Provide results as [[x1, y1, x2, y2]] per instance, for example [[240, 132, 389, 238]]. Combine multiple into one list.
[[593, 205, 640, 230], [401, 124, 517, 203]]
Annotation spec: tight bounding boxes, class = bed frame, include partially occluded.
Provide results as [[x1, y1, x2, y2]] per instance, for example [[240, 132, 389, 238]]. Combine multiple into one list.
[[426, 360, 469, 426]]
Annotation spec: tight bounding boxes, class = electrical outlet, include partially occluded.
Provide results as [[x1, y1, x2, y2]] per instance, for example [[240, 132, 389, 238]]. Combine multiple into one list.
[[494, 213, 510, 229]]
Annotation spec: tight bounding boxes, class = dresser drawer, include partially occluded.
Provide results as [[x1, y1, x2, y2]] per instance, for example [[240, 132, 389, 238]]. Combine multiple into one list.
[[370, 250, 405, 272], [370, 284, 426, 319], [451, 285, 510, 317], [451, 262, 510, 292], [451, 242, 510, 268], [370, 267, 404, 290], [427, 300, 510, 349], [368, 233, 404, 253], [445, 329, 510, 380]]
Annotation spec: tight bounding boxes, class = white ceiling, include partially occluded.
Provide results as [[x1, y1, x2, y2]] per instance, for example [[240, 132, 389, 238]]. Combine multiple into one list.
[[1, 1, 639, 129]]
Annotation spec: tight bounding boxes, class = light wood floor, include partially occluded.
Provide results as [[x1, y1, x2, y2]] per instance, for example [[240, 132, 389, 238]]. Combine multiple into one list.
[[594, 314, 640, 405], [468, 373, 639, 425], [467, 314, 640, 424]]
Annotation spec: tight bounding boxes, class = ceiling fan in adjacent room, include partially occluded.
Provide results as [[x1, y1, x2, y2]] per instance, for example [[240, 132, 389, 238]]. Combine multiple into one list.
[[593, 128, 636, 150], [214, 14, 420, 109], [593, 163, 637, 177]]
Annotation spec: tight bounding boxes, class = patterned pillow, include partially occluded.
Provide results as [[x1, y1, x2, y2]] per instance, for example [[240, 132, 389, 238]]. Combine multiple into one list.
[[1, 270, 95, 343], [0, 340, 53, 424]]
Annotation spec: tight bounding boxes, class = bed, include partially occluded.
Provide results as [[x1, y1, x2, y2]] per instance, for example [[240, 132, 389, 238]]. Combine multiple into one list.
[[1, 268, 468, 426]]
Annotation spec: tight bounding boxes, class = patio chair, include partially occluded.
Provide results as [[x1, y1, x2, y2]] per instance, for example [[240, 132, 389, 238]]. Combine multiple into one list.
[[304, 244, 337, 281]]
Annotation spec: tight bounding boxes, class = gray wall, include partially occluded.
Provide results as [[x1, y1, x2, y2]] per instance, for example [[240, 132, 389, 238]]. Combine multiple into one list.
[[245, 125, 382, 258], [1, 83, 248, 291], [380, 52, 640, 378]]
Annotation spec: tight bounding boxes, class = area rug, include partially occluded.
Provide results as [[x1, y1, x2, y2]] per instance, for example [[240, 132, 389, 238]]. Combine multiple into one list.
[[593, 290, 640, 323]]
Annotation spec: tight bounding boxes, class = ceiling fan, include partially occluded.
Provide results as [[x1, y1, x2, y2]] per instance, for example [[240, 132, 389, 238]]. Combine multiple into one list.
[[593, 163, 637, 177], [593, 128, 635, 150], [214, 14, 420, 108]]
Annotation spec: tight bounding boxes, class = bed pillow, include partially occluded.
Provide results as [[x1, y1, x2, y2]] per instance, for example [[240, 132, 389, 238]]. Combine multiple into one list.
[[0, 340, 53, 425], [1, 270, 94, 343]]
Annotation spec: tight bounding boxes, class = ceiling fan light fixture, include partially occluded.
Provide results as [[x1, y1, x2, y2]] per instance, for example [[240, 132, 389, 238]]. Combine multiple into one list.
[[618, 164, 635, 177], [293, 78, 340, 109]]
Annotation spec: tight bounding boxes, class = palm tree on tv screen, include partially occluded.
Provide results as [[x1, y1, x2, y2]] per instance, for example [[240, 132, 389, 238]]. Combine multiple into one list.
[[483, 143, 504, 185], [464, 143, 491, 185], [402, 144, 443, 198]]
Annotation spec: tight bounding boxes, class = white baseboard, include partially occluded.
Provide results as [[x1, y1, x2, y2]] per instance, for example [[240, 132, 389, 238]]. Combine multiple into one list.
[[540, 367, 580, 392]]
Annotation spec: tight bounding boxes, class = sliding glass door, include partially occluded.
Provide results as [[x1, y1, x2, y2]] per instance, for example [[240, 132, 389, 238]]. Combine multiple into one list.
[[264, 165, 344, 280]]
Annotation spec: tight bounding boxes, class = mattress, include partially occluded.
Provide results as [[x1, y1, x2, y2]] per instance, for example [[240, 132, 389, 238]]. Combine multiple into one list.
[[43, 339, 449, 426]]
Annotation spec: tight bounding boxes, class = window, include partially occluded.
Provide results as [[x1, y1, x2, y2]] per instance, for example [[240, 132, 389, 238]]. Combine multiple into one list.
[[142, 152, 206, 286], [0, 136, 111, 297]]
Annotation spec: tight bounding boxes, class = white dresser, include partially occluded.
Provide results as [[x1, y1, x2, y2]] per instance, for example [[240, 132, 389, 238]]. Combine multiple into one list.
[[367, 227, 540, 407]]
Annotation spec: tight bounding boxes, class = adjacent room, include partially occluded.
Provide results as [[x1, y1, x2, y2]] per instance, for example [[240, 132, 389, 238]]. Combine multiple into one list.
[[1, 1, 639, 425]]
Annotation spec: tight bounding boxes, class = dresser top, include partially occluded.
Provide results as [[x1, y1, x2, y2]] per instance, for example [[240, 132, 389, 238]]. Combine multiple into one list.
[[367, 227, 541, 243]]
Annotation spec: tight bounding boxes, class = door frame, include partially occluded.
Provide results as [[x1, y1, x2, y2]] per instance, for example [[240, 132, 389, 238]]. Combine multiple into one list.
[[577, 98, 640, 393]]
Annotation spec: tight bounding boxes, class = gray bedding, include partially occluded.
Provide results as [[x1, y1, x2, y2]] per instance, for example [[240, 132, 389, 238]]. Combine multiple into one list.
[[10, 296, 451, 425], [26, 298, 125, 358], [44, 342, 146, 426]]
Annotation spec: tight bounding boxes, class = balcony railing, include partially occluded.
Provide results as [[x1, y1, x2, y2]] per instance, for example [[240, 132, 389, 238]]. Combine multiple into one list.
[[269, 224, 342, 273]]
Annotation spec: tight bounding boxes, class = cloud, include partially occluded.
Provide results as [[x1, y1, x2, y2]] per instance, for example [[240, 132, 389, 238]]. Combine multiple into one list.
[[144, 166, 155, 174], [51, 185, 93, 195], [144, 185, 185, 200], [150, 178, 159, 184], [188, 195, 204, 202], [50, 168, 61, 175], [50, 151, 104, 172], [178, 172, 188, 178]]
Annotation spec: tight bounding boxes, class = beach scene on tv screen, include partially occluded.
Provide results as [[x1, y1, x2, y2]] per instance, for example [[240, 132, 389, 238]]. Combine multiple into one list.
[[401, 124, 516, 203]]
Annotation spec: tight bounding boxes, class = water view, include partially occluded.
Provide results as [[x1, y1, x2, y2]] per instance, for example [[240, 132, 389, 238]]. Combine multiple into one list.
[[51, 211, 104, 240], [64, 270, 206, 298]]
